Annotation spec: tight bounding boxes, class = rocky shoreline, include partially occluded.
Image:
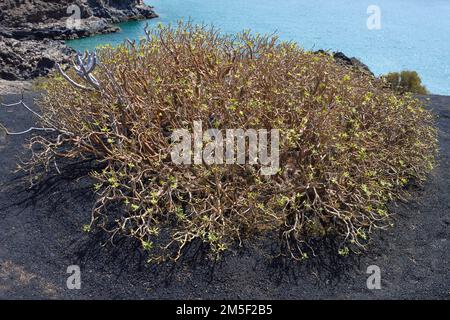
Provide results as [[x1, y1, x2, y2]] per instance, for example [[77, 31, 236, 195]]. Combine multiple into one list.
[[0, 0, 157, 92], [0, 0, 157, 40]]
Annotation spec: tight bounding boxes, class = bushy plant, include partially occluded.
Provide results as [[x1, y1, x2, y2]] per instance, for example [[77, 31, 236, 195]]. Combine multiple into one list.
[[28, 22, 437, 261], [383, 70, 428, 94]]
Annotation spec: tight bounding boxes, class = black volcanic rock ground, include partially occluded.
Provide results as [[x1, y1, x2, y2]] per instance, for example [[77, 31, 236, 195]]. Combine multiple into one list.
[[0, 93, 448, 299]]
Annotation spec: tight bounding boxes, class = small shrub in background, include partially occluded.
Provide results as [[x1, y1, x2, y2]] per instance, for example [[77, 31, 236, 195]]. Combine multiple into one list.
[[26, 22, 437, 262], [383, 70, 428, 95]]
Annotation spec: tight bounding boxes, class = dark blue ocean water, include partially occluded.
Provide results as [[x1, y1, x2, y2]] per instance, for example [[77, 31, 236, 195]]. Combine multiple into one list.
[[67, 0, 450, 94]]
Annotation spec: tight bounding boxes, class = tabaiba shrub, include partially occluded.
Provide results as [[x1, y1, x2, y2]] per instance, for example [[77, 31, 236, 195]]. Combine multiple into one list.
[[30, 22, 437, 262], [382, 70, 428, 95]]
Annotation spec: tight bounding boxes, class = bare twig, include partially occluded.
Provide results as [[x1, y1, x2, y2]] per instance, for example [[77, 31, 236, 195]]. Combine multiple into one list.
[[57, 50, 101, 91]]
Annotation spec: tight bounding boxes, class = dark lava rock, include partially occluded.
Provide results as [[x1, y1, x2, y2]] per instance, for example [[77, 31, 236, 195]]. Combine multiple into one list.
[[315, 50, 374, 76], [0, 0, 157, 81], [0, 36, 75, 81], [333, 51, 373, 75], [0, 71, 18, 81], [37, 57, 56, 70], [0, 0, 157, 40]]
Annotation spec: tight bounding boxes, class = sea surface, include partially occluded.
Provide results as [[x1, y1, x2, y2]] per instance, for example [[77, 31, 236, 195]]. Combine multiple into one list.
[[67, 0, 450, 95]]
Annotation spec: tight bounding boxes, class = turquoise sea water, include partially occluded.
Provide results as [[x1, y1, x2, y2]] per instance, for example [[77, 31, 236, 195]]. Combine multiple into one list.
[[67, 0, 450, 94]]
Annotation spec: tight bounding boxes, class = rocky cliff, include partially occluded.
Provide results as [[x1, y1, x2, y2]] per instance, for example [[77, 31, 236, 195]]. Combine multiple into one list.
[[0, 0, 157, 39], [0, 0, 157, 82]]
